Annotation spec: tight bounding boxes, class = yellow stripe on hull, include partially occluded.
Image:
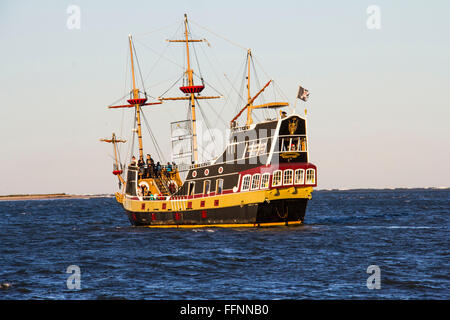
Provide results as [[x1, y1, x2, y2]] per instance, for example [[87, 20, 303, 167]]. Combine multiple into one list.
[[142, 220, 302, 228], [121, 186, 313, 213]]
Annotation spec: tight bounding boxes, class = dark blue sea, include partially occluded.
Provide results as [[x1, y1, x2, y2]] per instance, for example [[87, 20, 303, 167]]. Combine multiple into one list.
[[0, 189, 448, 300]]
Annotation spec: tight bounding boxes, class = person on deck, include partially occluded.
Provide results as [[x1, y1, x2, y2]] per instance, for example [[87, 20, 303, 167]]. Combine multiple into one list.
[[146, 154, 154, 178], [166, 162, 173, 175], [131, 156, 137, 166], [156, 162, 161, 177], [137, 158, 145, 178]]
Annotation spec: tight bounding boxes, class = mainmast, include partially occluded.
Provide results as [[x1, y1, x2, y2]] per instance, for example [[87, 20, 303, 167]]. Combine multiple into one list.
[[183, 15, 199, 163], [160, 14, 221, 164]]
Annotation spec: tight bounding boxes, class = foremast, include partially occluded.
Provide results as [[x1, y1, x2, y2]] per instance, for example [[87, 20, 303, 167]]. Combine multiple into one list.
[[108, 35, 162, 162]]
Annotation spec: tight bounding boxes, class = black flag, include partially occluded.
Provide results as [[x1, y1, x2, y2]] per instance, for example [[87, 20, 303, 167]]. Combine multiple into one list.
[[297, 86, 310, 101]]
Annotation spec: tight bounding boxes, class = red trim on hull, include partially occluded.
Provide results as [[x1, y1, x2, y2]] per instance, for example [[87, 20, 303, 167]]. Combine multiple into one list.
[[237, 163, 318, 191]]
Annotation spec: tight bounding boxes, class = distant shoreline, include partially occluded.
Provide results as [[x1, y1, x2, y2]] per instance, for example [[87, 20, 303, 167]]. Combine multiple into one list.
[[0, 193, 114, 201], [0, 188, 447, 202]]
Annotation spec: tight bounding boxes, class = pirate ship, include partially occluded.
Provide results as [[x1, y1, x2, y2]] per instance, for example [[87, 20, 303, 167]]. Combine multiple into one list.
[[102, 15, 317, 227]]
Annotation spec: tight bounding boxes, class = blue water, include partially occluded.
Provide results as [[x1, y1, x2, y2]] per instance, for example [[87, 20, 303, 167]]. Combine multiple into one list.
[[0, 189, 448, 300]]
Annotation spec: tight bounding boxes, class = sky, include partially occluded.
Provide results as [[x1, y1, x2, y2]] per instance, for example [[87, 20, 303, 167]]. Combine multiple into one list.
[[0, 0, 449, 195]]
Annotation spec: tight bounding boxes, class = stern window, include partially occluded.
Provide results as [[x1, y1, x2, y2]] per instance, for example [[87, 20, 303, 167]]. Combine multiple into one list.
[[241, 175, 251, 191], [272, 170, 282, 187], [306, 169, 315, 184], [251, 174, 261, 190], [261, 173, 270, 189], [283, 169, 294, 185], [294, 169, 305, 184]]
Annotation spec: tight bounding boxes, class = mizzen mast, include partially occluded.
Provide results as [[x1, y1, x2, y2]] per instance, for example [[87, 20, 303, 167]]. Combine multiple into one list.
[[231, 49, 289, 127], [246, 49, 253, 126]]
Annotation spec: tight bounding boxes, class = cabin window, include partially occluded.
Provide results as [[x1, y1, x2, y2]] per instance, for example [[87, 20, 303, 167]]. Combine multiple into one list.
[[203, 180, 211, 195], [283, 169, 294, 185], [216, 179, 223, 195], [306, 169, 315, 184], [187, 181, 195, 196], [260, 173, 270, 189], [251, 174, 261, 190], [241, 174, 251, 191], [294, 169, 305, 184], [272, 170, 282, 187]]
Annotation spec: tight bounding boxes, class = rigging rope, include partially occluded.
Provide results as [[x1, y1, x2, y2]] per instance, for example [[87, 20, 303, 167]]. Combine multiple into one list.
[[141, 21, 183, 84], [140, 108, 167, 164], [253, 55, 290, 101], [194, 104, 215, 162], [190, 20, 247, 51], [135, 21, 180, 37], [250, 55, 264, 123], [198, 37, 228, 95], [131, 41, 147, 95], [187, 23, 204, 85], [134, 38, 185, 71], [127, 108, 137, 164], [158, 74, 184, 98], [223, 57, 247, 105], [196, 99, 219, 150]]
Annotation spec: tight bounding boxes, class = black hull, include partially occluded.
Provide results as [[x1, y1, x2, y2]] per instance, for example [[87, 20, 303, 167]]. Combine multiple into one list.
[[125, 198, 308, 227]]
